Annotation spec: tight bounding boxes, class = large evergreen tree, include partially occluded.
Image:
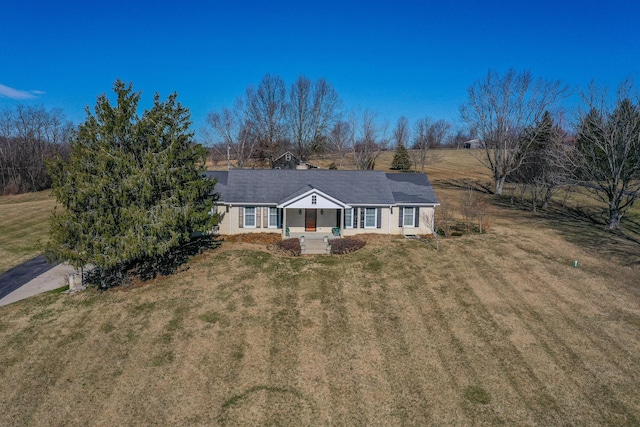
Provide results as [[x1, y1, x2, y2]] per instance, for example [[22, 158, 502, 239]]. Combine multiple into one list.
[[510, 111, 565, 210], [391, 141, 411, 171], [46, 81, 216, 285], [572, 93, 640, 229]]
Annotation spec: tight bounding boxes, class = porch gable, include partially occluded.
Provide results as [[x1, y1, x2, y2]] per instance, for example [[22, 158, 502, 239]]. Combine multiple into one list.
[[277, 188, 350, 210]]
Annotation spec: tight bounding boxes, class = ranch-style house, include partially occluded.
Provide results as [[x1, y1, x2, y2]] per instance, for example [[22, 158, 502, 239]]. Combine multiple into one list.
[[206, 170, 439, 238]]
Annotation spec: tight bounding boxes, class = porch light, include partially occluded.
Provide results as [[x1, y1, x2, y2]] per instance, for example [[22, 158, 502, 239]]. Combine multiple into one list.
[[320, 209, 324, 215], [298, 209, 302, 215]]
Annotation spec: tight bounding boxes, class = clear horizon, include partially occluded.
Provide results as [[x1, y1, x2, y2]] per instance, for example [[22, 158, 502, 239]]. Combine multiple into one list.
[[2, 0, 639, 140]]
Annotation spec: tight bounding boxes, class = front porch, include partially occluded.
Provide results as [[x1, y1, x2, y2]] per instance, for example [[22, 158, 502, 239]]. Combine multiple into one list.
[[282, 207, 343, 237], [277, 188, 349, 244]]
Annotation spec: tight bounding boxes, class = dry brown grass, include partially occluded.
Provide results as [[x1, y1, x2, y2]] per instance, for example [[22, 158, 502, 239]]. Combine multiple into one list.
[[1, 149, 639, 425], [224, 232, 283, 246], [1, 224, 639, 425]]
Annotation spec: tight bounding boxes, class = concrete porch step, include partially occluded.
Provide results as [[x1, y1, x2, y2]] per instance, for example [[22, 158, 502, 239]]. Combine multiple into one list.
[[300, 239, 331, 255]]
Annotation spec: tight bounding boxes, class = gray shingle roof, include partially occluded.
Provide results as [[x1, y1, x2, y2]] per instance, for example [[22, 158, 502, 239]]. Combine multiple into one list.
[[385, 173, 440, 204], [205, 170, 439, 206]]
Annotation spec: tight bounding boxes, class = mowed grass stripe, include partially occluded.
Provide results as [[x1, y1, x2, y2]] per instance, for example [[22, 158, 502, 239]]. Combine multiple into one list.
[[359, 247, 439, 425], [493, 248, 640, 423], [448, 268, 569, 424], [390, 241, 500, 424], [492, 231, 640, 377], [55, 299, 139, 425], [204, 253, 274, 425], [264, 281, 309, 424], [503, 237, 640, 381], [458, 242, 640, 425], [404, 256, 531, 425], [0, 192, 54, 251], [367, 278, 433, 426], [1, 297, 107, 424], [456, 242, 613, 422], [0, 198, 53, 272], [317, 278, 369, 424]]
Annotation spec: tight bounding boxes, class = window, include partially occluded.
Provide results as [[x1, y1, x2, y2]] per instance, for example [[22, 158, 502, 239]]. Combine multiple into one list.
[[268, 207, 278, 228], [311, 195, 317, 205], [344, 208, 353, 228], [403, 207, 415, 227], [365, 207, 376, 228], [244, 207, 256, 227]]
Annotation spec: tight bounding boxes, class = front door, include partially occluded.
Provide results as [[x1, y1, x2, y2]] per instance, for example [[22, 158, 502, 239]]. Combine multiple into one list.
[[305, 209, 317, 231]]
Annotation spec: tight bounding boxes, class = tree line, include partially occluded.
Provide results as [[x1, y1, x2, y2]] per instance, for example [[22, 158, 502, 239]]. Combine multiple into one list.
[[460, 69, 640, 230], [13, 74, 638, 290], [205, 73, 460, 170], [0, 105, 73, 194]]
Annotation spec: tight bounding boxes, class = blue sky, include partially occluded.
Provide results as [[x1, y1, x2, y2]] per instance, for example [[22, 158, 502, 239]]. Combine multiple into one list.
[[2, 0, 639, 140]]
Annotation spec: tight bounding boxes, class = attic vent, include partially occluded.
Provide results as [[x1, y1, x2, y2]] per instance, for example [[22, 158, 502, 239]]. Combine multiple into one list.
[[312, 195, 317, 205], [285, 153, 291, 161]]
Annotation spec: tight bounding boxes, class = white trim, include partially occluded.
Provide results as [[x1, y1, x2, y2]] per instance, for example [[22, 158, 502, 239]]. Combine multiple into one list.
[[344, 208, 353, 229], [244, 206, 257, 228], [278, 188, 350, 209], [403, 206, 416, 227], [364, 207, 377, 228], [227, 203, 273, 206], [351, 203, 388, 207], [268, 207, 278, 228]]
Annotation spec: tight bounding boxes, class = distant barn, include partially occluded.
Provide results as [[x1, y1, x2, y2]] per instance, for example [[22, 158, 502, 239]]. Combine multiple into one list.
[[463, 139, 481, 149]]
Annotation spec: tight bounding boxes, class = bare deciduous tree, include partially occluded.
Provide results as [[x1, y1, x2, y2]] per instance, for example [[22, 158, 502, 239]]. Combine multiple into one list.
[[245, 74, 288, 167], [352, 110, 386, 170], [411, 117, 450, 172], [0, 105, 72, 194], [327, 119, 352, 167], [392, 116, 410, 149], [460, 69, 567, 195], [288, 76, 341, 161], [205, 98, 257, 169], [558, 81, 640, 229]]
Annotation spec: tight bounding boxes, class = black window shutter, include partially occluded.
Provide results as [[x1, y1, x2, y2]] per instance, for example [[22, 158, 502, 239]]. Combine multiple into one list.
[[277, 208, 282, 229], [399, 207, 403, 227], [376, 208, 381, 228], [415, 207, 420, 227], [353, 208, 358, 228], [336, 210, 341, 227], [360, 208, 365, 228]]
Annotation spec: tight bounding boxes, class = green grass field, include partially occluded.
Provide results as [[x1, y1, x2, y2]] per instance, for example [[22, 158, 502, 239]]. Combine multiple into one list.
[[0, 190, 55, 273], [1, 150, 639, 425]]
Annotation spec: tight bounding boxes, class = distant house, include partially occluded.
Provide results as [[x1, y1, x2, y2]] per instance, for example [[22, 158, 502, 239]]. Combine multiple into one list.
[[205, 170, 439, 237], [272, 151, 319, 170]]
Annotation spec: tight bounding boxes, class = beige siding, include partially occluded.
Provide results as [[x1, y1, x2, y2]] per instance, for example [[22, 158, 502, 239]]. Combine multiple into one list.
[[215, 205, 436, 236], [215, 206, 280, 235]]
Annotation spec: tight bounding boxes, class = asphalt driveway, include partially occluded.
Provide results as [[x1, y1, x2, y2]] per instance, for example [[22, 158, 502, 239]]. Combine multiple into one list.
[[0, 255, 59, 299]]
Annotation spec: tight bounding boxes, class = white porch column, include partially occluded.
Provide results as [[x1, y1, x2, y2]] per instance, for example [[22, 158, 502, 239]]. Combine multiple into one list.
[[283, 208, 287, 238]]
